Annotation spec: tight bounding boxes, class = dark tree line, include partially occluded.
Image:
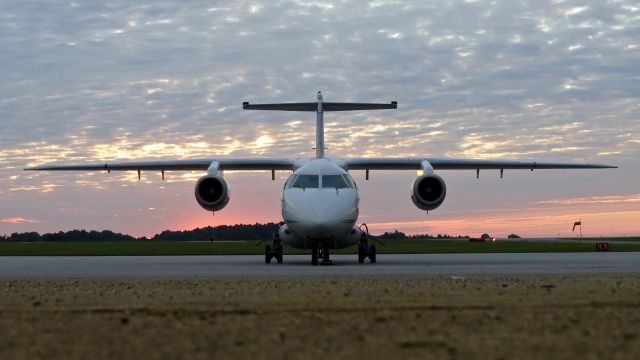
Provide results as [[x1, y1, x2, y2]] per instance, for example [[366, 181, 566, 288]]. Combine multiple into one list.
[[2, 230, 136, 242], [1, 223, 470, 242], [1, 223, 280, 242], [152, 223, 280, 241], [376, 230, 469, 240]]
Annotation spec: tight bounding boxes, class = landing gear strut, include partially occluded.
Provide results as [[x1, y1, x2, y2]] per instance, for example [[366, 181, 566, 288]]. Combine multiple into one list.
[[311, 245, 332, 266]]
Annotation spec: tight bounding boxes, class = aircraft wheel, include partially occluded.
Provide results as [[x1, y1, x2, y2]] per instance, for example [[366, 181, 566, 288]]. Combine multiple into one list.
[[322, 248, 332, 265], [369, 245, 376, 264], [276, 247, 283, 264], [311, 248, 318, 266], [358, 246, 365, 263], [265, 245, 272, 264]]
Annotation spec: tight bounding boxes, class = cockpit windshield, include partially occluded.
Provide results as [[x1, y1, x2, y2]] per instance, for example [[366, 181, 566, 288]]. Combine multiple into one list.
[[291, 175, 319, 188], [287, 174, 356, 189], [322, 175, 353, 189]]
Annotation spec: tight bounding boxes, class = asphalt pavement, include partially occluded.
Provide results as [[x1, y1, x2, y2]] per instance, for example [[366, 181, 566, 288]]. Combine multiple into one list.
[[1, 252, 639, 279]]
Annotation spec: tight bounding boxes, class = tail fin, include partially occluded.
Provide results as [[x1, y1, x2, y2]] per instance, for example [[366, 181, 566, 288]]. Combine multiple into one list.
[[243, 92, 397, 157]]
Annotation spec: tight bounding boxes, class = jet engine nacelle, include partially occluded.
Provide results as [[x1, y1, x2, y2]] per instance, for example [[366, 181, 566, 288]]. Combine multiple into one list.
[[411, 174, 446, 211], [195, 175, 229, 212]]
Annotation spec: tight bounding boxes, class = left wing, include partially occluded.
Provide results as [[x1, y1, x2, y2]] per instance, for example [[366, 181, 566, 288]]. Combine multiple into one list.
[[344, 158, 617, 171], [25, 158, 299, 172]]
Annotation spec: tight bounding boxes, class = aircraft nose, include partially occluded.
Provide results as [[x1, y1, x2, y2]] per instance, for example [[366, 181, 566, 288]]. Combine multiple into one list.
[[282, 188, 358, 239], [306, 198, 356, 235], [309, 202, 333, 222], [303, 203, 334, 237]]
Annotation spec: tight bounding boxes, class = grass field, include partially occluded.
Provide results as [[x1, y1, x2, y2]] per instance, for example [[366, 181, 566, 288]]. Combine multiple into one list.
[[0, 239, 639, 256], [561, 237, 640, 241]]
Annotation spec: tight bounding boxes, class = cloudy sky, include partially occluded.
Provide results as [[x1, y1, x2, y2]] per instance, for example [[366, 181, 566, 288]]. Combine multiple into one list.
[[1, 0, 638, 238]]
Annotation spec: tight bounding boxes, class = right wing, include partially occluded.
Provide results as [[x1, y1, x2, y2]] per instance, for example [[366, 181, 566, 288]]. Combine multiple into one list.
[[344, 158, 617, 170]]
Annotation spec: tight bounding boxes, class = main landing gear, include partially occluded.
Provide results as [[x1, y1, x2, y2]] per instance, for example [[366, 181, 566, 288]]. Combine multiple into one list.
[[358, 223, 376, 264], [265, 232, 283, 264], [358, 243, 376, 264]]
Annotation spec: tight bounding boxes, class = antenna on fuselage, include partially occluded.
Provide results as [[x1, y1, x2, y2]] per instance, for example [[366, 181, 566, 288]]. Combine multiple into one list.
[[242, 92, 397, 158]]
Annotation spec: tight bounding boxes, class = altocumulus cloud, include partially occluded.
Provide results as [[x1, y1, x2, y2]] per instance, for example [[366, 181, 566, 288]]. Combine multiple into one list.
[[0, 0, 638, 236]]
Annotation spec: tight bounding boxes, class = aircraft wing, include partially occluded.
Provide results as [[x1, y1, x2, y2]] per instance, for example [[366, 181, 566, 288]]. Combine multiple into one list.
[[25, 158, 299, 172], [344, 158, 617, 170]]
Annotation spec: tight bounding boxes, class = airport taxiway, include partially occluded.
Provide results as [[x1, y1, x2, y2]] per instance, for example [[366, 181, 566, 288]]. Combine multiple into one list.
[[1, 252, 639, 279]]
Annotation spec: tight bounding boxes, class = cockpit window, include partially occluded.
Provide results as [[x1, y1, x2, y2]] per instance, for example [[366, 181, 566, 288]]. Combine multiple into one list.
[[284, 175, 297, 188], [291, 175, 319, 188], [322, 175, 350, 189], [344, 174, 356, 188]]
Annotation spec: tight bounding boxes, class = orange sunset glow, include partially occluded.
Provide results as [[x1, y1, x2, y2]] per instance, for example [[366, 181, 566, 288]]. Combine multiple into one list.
[[1, 1, 639, 238]]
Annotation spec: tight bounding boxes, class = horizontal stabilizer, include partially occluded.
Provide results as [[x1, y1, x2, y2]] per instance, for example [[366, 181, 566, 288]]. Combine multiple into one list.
[[242, 102, 317, 111], [242, 101, 397, 112], [324, 102, 397, 111]]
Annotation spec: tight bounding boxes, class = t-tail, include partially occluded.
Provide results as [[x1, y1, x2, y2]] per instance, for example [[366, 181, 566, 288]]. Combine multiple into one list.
[[243, 92, 397, 158]]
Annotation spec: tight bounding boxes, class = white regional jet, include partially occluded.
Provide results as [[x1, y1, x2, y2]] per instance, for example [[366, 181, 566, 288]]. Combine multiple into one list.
[[27, 92, 616, 265]]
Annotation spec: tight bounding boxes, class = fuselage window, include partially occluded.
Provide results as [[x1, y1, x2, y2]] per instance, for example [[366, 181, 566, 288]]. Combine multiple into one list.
[[292, 175, 319, 188], [322, 175, 350, 189]]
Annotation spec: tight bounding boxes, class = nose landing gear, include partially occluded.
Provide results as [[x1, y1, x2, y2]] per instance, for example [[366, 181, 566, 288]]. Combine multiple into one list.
[[311, 246, 332, 266]]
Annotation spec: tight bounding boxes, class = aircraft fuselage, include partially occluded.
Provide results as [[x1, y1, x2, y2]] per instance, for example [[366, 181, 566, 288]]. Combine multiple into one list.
[[278, 158, 363, 249]]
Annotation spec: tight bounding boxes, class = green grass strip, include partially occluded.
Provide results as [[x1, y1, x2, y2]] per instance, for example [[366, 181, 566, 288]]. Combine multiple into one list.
[[0, 239, 638, 256]]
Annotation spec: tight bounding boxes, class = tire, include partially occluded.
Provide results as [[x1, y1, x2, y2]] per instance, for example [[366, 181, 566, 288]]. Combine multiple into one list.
[[369, 245, 376, 264], [311, 248, 318, 266], [265, 245, 272, 264], [358, 246, 365, 263]]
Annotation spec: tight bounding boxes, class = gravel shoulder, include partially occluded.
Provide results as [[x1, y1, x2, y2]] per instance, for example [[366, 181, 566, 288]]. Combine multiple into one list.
[[1, 276, 639, 360]]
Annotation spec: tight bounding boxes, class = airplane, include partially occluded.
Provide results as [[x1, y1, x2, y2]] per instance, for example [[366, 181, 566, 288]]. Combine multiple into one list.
[[26, 91, 616, 265]]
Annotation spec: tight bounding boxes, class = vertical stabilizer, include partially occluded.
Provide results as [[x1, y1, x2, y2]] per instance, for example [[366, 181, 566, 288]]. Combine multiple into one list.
[[316, 91, 324, 158]]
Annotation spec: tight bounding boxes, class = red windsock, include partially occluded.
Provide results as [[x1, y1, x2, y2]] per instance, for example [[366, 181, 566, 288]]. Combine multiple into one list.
[[572, 221, 581, 231]]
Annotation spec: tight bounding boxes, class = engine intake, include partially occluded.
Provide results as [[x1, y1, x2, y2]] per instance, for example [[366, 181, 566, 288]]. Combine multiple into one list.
[[195, 175, 229, 212], [411, 174, 446, 211]]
